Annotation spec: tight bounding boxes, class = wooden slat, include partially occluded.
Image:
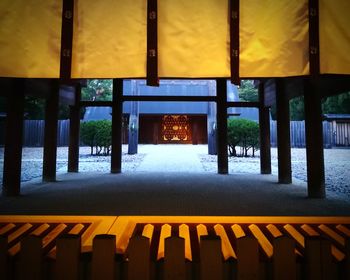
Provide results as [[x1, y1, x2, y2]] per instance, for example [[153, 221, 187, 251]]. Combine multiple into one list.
[[273, 236, 296, 280], [301, 224, 319, 237], [42, 223, 67, 248], [179, 224, 192, 261], [319, 224, 345, 246], [284, 224, 305, 248], [91, 234, 116, 280], [68, 223, 85, 235], [266, 224, 283, 238], [200, 236, 223, 280], [8, 223, 32, 243], [127, 235, 150, 280], [31, 224, 50, 237], [157, 224, 171, 260], [249, 224, 273, 258], [164, 236, 186, 280], [320, 239, 333, 280], [214, 224, 236, 260], [0, 223, 16, 235], [236, 236, 259, 280], [337, 224, 350, 237], [56, 234, 81, 280], [231, 224, 245, 239], [19, 235, 43, 280], [142, 224, 154, 239], [0, 235, 7, 280]]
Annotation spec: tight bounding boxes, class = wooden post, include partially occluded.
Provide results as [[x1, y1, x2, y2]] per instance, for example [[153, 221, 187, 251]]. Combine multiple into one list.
[[236, 236, 259, 280], [304, 79, 325, 198], [275, 78, 292, 184], [127, 235, 150, 280], [43, 79, 59, 182], [273, 236, 296, 280], [0, 235, 7, 279], [164, 236, 186, 280], [91, 234, 116, 280], [111, 79, 123, 173], [68, 83, 81, 172], [200, 236, 223, 280], [258, 82, 271, 174], [20, 235, 43, 280], [128, 80, 139, 155], [56, 234, 81, 280], [2, 79, 25, 196], [216, 79, 228, 174]]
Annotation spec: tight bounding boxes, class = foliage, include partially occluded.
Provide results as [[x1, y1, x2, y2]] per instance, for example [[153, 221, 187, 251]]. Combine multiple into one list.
[[80, 120, 112, 155], [322, 92, 350, 114], [238, 80, 258, 102], [227, 118, 259, 157], [289, 96, 305, 121], [81, 79, 112, 101]]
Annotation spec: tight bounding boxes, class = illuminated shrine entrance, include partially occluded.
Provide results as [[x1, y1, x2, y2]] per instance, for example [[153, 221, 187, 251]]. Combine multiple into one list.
[[138, 114, 208, 144]]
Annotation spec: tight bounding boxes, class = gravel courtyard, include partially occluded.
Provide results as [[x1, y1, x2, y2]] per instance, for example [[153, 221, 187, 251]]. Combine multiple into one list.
[[0, 145, 349, 198]]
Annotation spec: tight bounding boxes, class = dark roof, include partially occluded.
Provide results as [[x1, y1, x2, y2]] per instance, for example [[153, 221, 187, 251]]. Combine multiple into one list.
[[323, 114, 350, 121]]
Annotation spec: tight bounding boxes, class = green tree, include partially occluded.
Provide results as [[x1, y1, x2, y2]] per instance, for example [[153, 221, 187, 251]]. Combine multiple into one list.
[[80, 121, 98, 155], [95, 120, 112, 155], [238, 80, 258, 102], [227, 118, 260, 157], [81, 79, 112, 101], [322, 92, 350, 114]]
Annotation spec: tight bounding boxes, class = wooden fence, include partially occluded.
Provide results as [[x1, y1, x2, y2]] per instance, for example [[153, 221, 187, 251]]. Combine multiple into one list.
[[1, 216, 350, 280], [0, 119, 348, 148]]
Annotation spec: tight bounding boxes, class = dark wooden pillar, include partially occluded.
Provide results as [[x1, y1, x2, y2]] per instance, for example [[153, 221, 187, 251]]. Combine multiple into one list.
[[258, 82, 271, 174], [68, 83, 81, 172], [304, 79, 325, 198], [2, 79, 25, 196], [111, 79, 123, 173], [43, 80, 59, 182], [275, 79, 292, 184], [128, 81, 139, 155], [216, 79, 228, 174]]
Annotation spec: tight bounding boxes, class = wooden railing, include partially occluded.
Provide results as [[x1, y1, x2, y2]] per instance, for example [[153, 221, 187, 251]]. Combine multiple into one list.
[[1, 216, 350, 279]]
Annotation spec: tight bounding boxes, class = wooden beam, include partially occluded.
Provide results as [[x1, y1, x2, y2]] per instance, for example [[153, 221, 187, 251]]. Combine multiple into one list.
[[216, 79, 228, 174], [309, 0, 320, 77], [111, 79, 123, 173], [80, 101, 112, 107], [43, 80, 59, 182], [304, 79, 325, 198], [226, 101, 260, 108], [123, 95, 217, 102], [276, 79, 292, 184], [2, 79, 25, 196], [146, 0, 159, 86], [259, 82, 272, 174], [68, 84, 81, 172], [60, 0, 74, 82], [230, 0, 240, 85]]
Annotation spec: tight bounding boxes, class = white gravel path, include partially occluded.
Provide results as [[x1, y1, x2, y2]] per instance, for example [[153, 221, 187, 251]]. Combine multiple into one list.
[[0, 145, 349, 197]]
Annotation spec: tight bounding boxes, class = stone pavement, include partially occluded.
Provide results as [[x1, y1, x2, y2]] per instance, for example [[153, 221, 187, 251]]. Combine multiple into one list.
[[135, 144, 205, 173]]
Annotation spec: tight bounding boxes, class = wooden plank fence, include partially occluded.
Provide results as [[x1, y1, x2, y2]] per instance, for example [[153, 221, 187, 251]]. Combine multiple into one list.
[[0, 119, 348, 148], [1, 216, 350, 280]]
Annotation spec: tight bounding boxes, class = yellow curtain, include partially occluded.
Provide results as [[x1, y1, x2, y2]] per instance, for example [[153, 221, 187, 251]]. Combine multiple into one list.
[[240, 0, 309, 77], [0, 0, 349, 78], [0, 0, 62, 78], [71, 0, 147, 78], [319, 0, 350, 74]]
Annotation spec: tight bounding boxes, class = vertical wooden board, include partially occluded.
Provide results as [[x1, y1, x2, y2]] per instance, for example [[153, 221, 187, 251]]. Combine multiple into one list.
[[200, 236, 223, 280], [346, 238, 350, 280], [19, 235, 43, 280], [127, 235, 150, 280], [305, 237, 322, 280], [320, 239, 333, 280], [0, 235, 7, 280], [164, 236, 186, 280], [273, 236, 296, 280], [91, 234, 116, 280], [236, 236, 259, 280], [56, 234, 81, 280]]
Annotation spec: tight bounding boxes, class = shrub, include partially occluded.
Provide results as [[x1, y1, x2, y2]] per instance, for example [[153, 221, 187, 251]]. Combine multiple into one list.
[[80, 120, 112, 155], [80, 121, 98, 155], [227, 118, 259, 157]]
